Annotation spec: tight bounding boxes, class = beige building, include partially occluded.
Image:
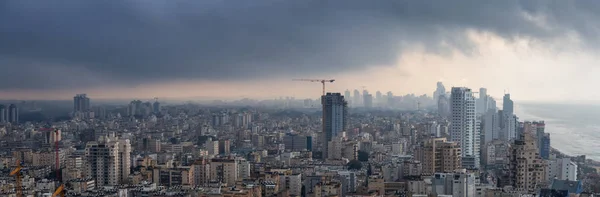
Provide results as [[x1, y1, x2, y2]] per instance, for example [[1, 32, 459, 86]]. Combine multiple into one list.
[[416, 138, 462, 175], [510, 132, 547, 193], [192, 157, 211, 186], [210, 158, 238, 186]]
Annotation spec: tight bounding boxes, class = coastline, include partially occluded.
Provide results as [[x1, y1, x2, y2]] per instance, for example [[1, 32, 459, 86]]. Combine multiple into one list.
[[551, 147, 600, 167]]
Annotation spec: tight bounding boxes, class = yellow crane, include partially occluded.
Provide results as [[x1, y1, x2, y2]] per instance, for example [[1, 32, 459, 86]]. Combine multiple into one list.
[[10, 160, 22, 197], [292, 79, 335, 96], [52, 184, 65, 197]]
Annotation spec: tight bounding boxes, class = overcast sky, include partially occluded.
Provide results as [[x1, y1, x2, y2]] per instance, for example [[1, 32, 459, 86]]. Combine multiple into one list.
[[2, 0, 600, 101]]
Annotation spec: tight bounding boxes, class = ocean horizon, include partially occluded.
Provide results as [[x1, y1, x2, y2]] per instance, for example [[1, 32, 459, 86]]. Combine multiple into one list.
[[516, 102, 600, 161]]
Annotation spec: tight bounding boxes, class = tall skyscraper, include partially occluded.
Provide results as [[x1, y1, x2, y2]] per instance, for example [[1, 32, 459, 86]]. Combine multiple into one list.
[[450, 87, 480, 169], [153, 100, 161, 114], [8, 104, 18, 124], [477, 88, 488, 115], [503, 94, 513, 115], [501, 94, 517, 141], [483, 110, 501, 144], [344, 90, 351, 105], [73, 94, 91, 112], [85, 135, 131, 186], [437, 95, 450, 118], [363, 93, 373, 109], [86, 136, 121, 186], [322, 93, 348, 159], [353, 89, 361, 107], [375, 91, 382, 106], [433, 82, 446, 102], [0, 104, 7, 123]]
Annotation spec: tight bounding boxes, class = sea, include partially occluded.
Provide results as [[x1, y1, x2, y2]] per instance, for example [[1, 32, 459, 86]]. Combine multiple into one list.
[[516, 103, 600, 161]]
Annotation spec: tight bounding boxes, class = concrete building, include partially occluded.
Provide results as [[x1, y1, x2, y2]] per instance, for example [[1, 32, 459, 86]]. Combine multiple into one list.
[[416, 138, 462, 175], [321, 93, 348, 159], [283, 134, 310, 151], [483, 110, 501, 144], [73, 94, 91, 112], [210, 158, 238, 186], [191, 158, 211, 187], [0, 104, 6, 123], [8, 104, 18, 123], [510, 132, 547, 193], [117, 139, 131, 183], [547, 158, 577, 181], [85, 136, 121, 186], [481, 140, 511, 168], [432, 171, 476, 197], [450, 87, 480, 169]]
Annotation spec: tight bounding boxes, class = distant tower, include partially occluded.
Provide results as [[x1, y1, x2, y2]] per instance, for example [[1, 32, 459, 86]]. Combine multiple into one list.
[[0, 105, 6, 123], [321, 93, 348, 159], [363, 93, 373, 109], [8, 104, 18, 124], [73, 94, 91, 112], [153, 98, 161, 114], [375, 91, 383, 106], [433, 82, 447, 102], [344, 90, 351, 106], [450, 87, 479, 169], [353, 89, 361, 107], [502, 94, 514, 116]]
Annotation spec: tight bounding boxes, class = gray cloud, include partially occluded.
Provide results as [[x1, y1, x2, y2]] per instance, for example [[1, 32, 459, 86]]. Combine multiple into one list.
[[0, 0, 598, 90]]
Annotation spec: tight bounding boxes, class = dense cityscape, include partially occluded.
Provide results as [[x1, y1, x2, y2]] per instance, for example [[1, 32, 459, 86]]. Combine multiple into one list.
[[0, 82, 598, 197]]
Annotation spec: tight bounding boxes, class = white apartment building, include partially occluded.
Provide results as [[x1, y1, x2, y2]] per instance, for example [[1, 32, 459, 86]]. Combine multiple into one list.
[[432, 172, 476, 197], [547, 158, 578, 181], [85, 135, 132, 186], [450, 87, 480, 169]]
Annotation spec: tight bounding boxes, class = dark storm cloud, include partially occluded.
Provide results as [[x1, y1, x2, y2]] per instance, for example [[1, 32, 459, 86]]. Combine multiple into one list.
[[0, 0, 599, 90]]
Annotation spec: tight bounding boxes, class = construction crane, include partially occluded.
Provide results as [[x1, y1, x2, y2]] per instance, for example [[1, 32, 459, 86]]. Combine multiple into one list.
[[52, 184, 65, 197], [10, 160, 22, 197], [292, 79, 335, 96]]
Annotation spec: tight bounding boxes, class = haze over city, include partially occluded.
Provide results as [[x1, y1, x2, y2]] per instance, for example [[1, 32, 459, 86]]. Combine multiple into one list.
[[2, 1, 600, 101]]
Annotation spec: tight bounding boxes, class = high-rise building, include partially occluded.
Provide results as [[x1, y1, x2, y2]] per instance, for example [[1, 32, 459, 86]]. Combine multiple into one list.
[[0, 104, 7, 123], [547, 158, 577, 181], [153, 101, 161, 114], [450, 87, 480, 169], [510, 132, 547, 193], [433, 82, 446, 102], [386, 91, 394, 107], [363, 93, 373, 109], [353, 90, 361, 107], [73, 94, 91, 112], [344, 90, 351, 105], [117, 139, 131, 183], [437, 95, 450, 118], [8, 104, 18, 123], [477, 88, 488, 115], [415, 138, 462, 175], [375, 91, 382, 106], [483, 110, 501, 144], [85, 136, 121, 186], [503, 94, 514, 116], [322, 93, 348, 159]]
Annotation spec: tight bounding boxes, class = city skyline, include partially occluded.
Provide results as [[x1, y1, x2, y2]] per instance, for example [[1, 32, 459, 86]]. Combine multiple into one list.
[[2, 1, 600, 101]]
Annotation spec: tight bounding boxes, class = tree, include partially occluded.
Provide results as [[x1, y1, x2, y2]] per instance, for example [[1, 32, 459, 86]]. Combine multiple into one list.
[[358, 150, 369, 162], [347, 160, 363, 170]]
